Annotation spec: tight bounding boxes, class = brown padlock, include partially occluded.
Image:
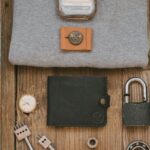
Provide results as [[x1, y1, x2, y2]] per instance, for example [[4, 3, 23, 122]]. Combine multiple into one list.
[[60, 27, 93, 51]]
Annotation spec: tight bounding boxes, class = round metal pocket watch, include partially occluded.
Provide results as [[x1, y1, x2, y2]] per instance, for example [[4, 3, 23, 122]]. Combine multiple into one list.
[[19, 95, 37, 114]]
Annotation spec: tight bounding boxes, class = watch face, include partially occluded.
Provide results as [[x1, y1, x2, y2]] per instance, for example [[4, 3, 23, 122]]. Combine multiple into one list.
[[19, 95, 37, 113], [58, 0, 96, 21]]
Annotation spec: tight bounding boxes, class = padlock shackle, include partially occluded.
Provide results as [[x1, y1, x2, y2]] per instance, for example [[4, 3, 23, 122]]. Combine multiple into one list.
[[124, 77, 148, 103]]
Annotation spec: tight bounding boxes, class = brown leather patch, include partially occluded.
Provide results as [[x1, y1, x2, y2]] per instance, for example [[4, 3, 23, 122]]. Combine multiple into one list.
[[60, 27, 93, 51]]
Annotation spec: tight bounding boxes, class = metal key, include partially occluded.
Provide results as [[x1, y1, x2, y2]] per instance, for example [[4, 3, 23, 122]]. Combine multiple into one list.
[[14, 122, 34, 150], [37, 135, 55, 150]]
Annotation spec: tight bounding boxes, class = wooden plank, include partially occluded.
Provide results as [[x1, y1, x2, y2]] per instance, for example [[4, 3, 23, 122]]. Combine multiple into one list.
[[97, 70, 122, 150], [0, 1, 2, 149], [0, 45, 2, 150], [122, 69, 150, 150], [16, 68, 123, 150], [16, 67, 55, 150], [1, 0, 16, 149]]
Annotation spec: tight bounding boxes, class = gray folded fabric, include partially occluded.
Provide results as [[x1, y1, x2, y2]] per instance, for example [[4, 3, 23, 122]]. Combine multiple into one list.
[[9, 0, 149, 68]]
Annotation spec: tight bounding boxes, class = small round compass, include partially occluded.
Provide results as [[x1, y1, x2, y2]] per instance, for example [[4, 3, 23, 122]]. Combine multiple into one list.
[[19, 95, 37, 114]]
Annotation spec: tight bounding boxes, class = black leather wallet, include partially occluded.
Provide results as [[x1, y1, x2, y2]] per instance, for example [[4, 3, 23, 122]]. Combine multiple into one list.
[[47, 76, 110, 127]]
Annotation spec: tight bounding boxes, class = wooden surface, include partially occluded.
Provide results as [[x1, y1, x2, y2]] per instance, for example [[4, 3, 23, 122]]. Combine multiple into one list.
[[1, 0, 150, 149]]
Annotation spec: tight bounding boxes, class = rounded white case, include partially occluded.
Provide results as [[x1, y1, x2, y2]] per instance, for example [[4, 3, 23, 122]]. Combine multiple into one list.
[[58, 0, 96, 20]]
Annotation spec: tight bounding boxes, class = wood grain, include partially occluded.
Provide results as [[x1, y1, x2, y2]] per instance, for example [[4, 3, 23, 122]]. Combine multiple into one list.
[[1, 0, 16, 149], [0, 38, 2, 150], [1, 0, 150, 149], [14, 68, 123, 150]]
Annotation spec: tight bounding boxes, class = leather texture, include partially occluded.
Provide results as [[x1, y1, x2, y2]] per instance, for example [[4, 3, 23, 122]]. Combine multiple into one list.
[[47, 76, 110, 127], [60, 27, 93, 51], [123, 102, 150, 126]]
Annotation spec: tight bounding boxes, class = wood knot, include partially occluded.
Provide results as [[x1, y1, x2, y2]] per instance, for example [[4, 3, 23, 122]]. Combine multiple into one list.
[[5, 1, 9, 8]]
